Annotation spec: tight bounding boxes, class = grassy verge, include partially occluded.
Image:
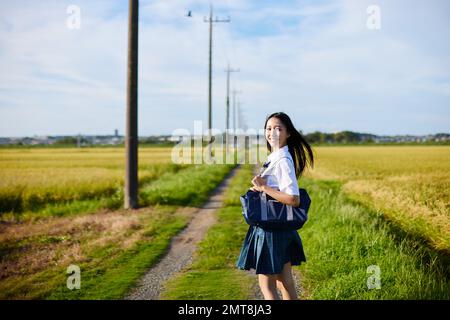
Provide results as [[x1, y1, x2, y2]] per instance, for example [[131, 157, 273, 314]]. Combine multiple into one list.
[[0, 205, 191, 299], [0, 164, 236, 299], [161, 164, 256, 299], [161, 164, 449, 300], [47, 206, 190, 299], [140, 164, 235, 207], [296, 178, 450, 299], [2, 192, 124, 222]]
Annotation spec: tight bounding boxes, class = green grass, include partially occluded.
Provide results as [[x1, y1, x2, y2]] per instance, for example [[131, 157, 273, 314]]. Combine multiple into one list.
[[141, 164, 235, 207], [2, 191, 123, 221], [3, 154, 447, 300], [162, 269, 252, 300], [161, 164, 450, 300], [222, 164, 254, 207], [0, 205, 189, 299], [47, 207, 189, 299], [297, 178, 450, 299], [161, 164, 257, 300], [0, 164, 237, 299]]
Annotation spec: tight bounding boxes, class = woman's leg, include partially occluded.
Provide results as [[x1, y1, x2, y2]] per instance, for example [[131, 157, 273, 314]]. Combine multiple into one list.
[[276, 262, 298, 300], [258, 274, 280, 300]]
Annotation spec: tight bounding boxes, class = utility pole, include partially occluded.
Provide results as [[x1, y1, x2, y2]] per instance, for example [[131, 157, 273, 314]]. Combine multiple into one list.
[[237, 101, 247, 131], [204, 5, 230, 160], [237, 101, 242, 130], [232, 89, 242, 133], [225, 63, 240, 131], [231, 89, 242, 151], [125, 0, 138, 209], [225, 63, 239, 152]]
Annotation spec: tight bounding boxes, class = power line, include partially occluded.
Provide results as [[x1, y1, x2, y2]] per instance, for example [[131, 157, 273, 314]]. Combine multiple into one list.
[[223, 0, 241, 102]]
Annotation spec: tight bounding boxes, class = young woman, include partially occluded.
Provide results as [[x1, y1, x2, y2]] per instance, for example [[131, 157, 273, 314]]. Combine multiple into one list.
[[236, 112, 315, 300]]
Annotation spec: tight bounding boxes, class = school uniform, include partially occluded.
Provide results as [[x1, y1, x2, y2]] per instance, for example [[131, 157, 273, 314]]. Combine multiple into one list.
[[236, 145, 306, 274]]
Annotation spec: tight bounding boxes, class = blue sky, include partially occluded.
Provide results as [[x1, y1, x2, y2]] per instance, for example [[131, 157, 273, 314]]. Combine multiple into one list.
[[0, 0, 449, 137]]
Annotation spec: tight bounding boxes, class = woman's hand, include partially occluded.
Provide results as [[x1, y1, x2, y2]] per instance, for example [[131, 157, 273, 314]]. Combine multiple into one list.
[[250, 175, 267, 192], [249, 175, 299, 206]]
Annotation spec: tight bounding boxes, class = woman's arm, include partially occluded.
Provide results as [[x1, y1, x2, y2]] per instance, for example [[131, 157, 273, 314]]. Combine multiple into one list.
[[261, 185, 300, 207], [251, 176, 300, 207]]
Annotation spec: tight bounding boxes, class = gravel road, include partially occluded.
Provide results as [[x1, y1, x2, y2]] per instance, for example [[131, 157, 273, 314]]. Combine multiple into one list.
[[124, 165, 240, 300]]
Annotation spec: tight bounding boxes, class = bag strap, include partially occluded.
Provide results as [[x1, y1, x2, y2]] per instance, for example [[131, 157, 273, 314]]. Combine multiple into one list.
[[260, 192, 268, 221], [259, 156, 297, 210]]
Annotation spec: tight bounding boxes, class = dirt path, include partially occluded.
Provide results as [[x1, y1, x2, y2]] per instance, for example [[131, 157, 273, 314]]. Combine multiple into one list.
[[124, 165, 240, 300]]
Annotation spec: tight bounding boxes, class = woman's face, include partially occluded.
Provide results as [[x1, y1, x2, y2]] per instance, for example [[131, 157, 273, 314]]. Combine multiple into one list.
[[265, 117, 290, 149]]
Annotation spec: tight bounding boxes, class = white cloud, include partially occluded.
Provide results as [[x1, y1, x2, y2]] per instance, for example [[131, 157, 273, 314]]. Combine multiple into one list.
[[0, 0, 449, 137]]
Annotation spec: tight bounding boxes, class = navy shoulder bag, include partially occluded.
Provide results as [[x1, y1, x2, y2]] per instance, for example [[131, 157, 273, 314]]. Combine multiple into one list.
[[239, 158, 311, 230]]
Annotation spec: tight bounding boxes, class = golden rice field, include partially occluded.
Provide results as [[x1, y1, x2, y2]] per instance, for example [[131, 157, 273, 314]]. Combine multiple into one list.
[[0, 145, 448, 299], [306, 146, 450, 254], [0, 147, 234, 299], [1, 145, 448, 255], [0, 147, 184, 215]]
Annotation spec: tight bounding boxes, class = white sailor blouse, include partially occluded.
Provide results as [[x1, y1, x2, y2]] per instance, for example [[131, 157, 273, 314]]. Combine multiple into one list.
[[260, 145, 300, 196]]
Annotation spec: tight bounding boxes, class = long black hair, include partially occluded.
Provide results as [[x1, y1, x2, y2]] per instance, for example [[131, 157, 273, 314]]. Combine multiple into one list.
[[264, 112, 314, 178]]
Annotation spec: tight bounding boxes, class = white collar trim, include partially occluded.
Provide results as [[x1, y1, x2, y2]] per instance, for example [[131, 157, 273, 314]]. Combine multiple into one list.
[[267, 145, 290, 163]]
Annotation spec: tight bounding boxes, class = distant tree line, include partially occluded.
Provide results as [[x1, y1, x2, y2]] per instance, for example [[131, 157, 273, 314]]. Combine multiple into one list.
[[301, 131, 450, 144], [302, 131, 376, 144], [1, 131, 449, 148]]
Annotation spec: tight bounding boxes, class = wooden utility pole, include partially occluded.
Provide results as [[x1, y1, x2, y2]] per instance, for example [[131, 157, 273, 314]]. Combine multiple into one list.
[[225, 63, 239, 131], [231, 89, 241, 151], [204, 5, 230, 159], [225, 64, 239, 152], [125, 0, 138, 209], [232, 89, 242, 132], [237, 101, 245, 130]]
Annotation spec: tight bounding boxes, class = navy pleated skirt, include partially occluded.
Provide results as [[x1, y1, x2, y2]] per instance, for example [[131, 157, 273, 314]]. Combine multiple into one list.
[[236, 225, 306, 274]]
